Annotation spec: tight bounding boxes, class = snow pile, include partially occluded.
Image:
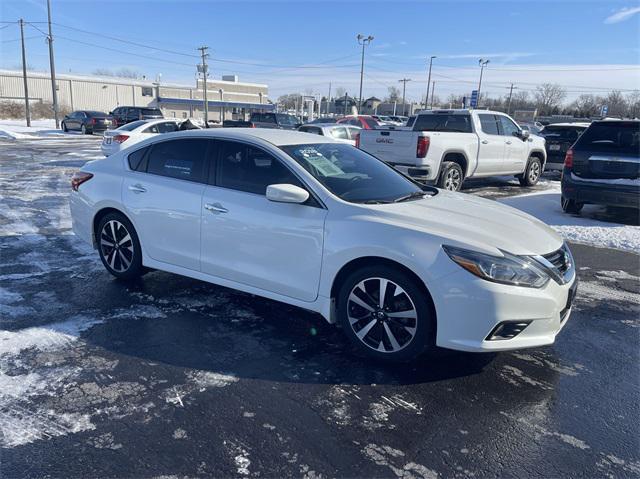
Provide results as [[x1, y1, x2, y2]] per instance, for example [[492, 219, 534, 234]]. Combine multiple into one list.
[[0, 119, 66, 139], [499, 184, 639, 252]]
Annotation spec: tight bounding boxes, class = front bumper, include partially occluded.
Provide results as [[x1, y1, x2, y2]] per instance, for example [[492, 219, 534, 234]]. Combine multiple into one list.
[[562, 169, 640, 209], [431, 263, 577, 352]]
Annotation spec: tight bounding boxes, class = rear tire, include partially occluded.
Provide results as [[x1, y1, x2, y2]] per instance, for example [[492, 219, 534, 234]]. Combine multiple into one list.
[[561, 196, 583, 214], [97, 212, 144, 281], [437, 161, 464, 191], [81, 124, 88, 135], [337, 265, 435, 362], [518, 156, 542, 186]]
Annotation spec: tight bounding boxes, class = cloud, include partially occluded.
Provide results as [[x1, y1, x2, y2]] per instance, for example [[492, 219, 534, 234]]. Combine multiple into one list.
[[604, 6, 640, 24]]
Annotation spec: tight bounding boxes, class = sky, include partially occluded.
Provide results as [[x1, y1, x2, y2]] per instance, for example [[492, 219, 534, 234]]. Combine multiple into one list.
[[1, 0, 639, 104]]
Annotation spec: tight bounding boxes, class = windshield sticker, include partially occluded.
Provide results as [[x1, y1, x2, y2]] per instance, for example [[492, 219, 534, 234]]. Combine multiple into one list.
[[298, 148, 344, 176]]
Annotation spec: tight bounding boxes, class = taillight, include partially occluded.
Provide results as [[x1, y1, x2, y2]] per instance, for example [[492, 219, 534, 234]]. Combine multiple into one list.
[[417, 136, 430, 158], [71, 172, 93, 191], [564, 149, 574, 168], [354, 133, 360, 148], [113, 135, 129, 143], [89, 118, 96, 125]]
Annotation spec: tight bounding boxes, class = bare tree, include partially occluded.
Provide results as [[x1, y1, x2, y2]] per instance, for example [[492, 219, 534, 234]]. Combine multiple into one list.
[[335, 87, 346, 98], [570, 94, 601, 117], [533, 83, 567, 115], [385, 86, 401, 103], [626, 90, 640, 118], [604, 90, 627, 117], [277, 93, 301, 110]]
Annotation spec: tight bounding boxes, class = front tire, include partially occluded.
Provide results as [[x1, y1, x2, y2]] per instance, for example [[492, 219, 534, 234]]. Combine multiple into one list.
[[337, 265, 435, 362], [62, 122, 68, 132], [561, 196, 583, 214], [97, 213, 144, 280], [437, 161, 464, 191], [518, 156, 542, 186]]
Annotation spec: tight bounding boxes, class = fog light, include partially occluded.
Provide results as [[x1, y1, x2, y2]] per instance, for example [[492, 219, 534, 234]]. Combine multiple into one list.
[[486, 321, 532, 341]]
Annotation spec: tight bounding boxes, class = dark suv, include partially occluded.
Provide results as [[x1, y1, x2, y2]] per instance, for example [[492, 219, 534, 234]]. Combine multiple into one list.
[[561, 120, 639, 214], [109, 106, 163, 128], [541, 123, 589, 171]]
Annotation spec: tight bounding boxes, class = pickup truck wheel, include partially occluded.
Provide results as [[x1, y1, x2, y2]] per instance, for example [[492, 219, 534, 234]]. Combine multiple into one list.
[[437, 162, 464, 191], [518, 157, 542, 186], [561, 196, 584, 214], [337, 265, 434, 362]]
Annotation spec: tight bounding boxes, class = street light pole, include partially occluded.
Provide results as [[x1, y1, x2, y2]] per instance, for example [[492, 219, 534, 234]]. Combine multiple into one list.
[[425, 55, 436, 109], [356, 34, 374, 114], [198, 46, 209, 124], [430, 81, 436, 109], [398, 78, 411, 116], [46, 0, 60, 128], [19, 19, 31, 127], [477, 58, 490, 108]]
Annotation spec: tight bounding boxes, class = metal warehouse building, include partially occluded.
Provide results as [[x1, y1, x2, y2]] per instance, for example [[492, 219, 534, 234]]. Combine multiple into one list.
[[0, 70, 272, 121]]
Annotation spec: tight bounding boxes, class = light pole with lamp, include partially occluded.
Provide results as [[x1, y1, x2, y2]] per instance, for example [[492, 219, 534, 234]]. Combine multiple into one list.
[[477, 58, 490, 108], [425, 55, 436, 109], [356, 34, 374, 114]]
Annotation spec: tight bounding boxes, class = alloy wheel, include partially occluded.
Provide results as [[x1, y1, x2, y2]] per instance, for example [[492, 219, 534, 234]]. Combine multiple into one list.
[[444, 169, 461, 191], [347, 277, 418, 353], [528, 161, 540, 183], [100, 220, 134, 273]]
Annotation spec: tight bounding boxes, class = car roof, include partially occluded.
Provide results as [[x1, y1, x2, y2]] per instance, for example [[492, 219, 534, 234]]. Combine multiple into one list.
[[545, 122, 590, 128], [303, 123, 343, 128], [160, 128, 336, 146]]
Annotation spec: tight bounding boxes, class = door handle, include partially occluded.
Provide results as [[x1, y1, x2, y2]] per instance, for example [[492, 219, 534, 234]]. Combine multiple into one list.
[[481, 140, 489, 144], [204, 202, 228, 214], [505, 140, 512, 145], [128, 184, 146, 193]]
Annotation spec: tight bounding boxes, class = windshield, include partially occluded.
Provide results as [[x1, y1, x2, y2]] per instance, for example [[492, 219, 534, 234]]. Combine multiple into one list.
[[118, 120, 147, 131], [86, 111, 107, 117], [413, 114, 472, 133], [575, 122, 640, 155], [281, 143, 427, 203], [542, 126, 585, 142], [277, 114, 299, 126]]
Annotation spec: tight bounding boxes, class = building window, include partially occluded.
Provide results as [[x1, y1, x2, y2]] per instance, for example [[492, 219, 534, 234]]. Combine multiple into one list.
[[141, 87, 153, 97], [182, 112, 187, 119], [171, 111, 176, 118]]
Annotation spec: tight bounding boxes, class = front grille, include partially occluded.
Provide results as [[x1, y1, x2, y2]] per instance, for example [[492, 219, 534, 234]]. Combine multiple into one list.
[[543, 247, 569, 275]]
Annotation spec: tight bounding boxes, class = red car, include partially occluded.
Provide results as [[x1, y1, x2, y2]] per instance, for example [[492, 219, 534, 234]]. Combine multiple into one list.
[[337, 115, 381, 130]]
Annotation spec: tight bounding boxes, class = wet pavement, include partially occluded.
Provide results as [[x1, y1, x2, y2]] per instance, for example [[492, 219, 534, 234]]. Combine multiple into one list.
[[1, 134, 639, 478]]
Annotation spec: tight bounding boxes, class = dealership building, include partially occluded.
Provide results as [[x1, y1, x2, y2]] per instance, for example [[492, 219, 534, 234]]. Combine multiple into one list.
[[0, 69, 272, 121]]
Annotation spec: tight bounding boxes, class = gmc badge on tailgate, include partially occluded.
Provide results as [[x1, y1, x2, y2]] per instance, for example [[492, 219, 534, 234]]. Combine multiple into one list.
[[376, 138, 394, 144]]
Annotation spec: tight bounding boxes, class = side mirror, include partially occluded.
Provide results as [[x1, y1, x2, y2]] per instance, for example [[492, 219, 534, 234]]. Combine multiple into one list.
[[266, 184, 309, 204], [108, 111, 113, 115], [520, 129, 530, 140]]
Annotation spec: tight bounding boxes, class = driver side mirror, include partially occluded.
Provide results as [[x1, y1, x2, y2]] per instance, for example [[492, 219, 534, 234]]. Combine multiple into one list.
[[266, 184, 309, 204], [518, 129, 530, 140]]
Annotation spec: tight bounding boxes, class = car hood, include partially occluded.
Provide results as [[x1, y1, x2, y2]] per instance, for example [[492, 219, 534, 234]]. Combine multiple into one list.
[[368, 190, 563, 256]]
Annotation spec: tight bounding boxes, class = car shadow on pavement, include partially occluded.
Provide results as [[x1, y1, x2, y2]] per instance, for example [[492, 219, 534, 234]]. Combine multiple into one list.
[[82, 272, 498, 388]]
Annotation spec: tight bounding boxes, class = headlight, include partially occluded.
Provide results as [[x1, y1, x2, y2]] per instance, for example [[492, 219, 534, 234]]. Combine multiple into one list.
[[443, 245, 550, 288]]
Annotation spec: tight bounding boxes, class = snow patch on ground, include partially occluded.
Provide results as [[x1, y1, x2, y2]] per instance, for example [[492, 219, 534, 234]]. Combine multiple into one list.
[[499, 184, 639, 252], [0, 119, 69, 139]]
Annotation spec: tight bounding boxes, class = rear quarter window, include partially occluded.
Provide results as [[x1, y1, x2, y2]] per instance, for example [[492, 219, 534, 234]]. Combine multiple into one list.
[[128, 146, 149, 171]]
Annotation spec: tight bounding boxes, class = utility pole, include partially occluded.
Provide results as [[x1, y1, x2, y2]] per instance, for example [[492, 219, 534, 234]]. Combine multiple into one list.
[[425, 55, 436, 109], [430, 81, 436, 109], [398, 78, 411, 116], [198, 46, 209, 124], [356, 34, 374, 114], [46, 0, 60, 128], [506, 83, 517, 114], [19, 19, 31, 127], [326, 82, 331, 116], [477, 58, 490, 109]]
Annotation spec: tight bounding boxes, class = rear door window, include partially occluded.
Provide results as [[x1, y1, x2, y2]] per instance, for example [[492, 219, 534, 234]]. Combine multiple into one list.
[[478, 114, 500, 135], [413, 114, 472, 133], [146, 139, 209, 183]]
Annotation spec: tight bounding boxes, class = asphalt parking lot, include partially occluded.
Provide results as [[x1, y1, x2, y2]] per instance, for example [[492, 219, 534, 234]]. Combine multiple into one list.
[[1, 133, 639, 478]]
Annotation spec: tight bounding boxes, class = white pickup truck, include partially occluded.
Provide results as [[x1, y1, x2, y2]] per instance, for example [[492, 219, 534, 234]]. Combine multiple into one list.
[[358, 109, 547, 191]]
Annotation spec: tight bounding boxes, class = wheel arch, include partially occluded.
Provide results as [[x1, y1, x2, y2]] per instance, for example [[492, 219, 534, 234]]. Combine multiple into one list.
[[329, 256, 437, 338], [529, 149, 546, 169], [92, 207, 135, 248], [440, 150, 469, 177]]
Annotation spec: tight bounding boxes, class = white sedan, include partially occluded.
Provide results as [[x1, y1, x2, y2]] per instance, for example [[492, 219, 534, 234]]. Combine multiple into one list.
[[101, 119, 181, 156], [70, 129, 576, 361], [298, 123, 361, 146]]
